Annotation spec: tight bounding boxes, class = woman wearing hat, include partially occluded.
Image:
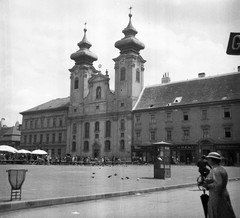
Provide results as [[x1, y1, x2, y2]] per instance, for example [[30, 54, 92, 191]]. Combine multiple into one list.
[[203, 152, 236, 218]]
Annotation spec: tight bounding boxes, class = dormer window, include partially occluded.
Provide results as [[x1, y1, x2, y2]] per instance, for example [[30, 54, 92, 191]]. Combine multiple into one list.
[[174, 97, 182, 103], [74, 78, 79, 89]]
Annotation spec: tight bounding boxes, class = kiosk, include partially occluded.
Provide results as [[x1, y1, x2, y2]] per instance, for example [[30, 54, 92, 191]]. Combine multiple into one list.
[[153, 141, 171, 179]]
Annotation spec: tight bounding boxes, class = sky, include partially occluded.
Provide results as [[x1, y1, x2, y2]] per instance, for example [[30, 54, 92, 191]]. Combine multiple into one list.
[[0, 0, 239, 127]]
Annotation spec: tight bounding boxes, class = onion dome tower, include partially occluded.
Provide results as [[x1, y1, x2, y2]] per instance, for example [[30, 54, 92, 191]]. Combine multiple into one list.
[[113, 8, 146, 109], [115, 9, 145, 54], [70, 25, 98, 66], [69, 24, 98, 108]]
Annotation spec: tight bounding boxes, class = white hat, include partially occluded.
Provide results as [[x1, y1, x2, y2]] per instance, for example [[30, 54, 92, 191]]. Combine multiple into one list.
[[206, 152, 221, 160]]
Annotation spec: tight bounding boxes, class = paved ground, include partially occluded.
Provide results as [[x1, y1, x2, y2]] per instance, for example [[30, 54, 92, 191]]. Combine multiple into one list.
[[1, 181, 240, 218], [0, 164, 240, 212]]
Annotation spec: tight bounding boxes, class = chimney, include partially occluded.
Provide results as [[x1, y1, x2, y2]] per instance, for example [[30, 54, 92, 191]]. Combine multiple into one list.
[[0, 118, 6, 129], [198, 72, 205, 78], [161, 72, 171, 84]]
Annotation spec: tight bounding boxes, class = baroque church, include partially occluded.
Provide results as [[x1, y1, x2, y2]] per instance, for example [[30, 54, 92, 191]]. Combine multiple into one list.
[[20, 12, 240, 165], [20, 11, 145, 161]]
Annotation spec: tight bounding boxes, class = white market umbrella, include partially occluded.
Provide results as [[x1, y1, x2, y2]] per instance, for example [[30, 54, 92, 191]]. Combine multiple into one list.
[[31, 149, 48, 155], [18, 149, 32, 154], [153, 141, 171, 145], [0, 145, 18, 153]]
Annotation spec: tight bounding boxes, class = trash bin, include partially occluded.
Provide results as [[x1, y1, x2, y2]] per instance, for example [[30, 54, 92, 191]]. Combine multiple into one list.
[[153, 141, 171, 179], [6, 169, 28, 200]]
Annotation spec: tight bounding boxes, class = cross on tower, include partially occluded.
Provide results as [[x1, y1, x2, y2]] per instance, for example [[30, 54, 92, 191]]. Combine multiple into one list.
[[129, 6, 132, 14]]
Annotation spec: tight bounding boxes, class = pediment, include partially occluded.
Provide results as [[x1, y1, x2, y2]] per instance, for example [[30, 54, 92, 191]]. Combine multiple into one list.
[[89, 73, 109, 84]]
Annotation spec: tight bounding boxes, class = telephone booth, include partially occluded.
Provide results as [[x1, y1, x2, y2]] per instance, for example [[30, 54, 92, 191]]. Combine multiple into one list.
[[153, 141, 171, 179]]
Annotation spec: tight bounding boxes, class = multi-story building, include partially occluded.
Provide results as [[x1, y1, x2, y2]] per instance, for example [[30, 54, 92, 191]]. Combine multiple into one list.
[[132, 71, 240, 165], [20, 12, 145, 161], [20, 12, 240, 165]]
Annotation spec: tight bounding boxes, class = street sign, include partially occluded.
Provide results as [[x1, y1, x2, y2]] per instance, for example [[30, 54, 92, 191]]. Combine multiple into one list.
[[226, 32, 240, 55]]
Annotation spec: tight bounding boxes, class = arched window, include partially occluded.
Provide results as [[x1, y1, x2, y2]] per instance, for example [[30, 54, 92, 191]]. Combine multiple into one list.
[[95, 121, 99, 132], [84, 122, 90, 138], [120, 140, 125, 151], [96, 86, 101, 99], [83, 141, 89, 152], [136, 69, 140, 82], [105, 120, 111, 137], [120, 119, 125, 130], [74, 78, 79, 89], [120, 68, 126, 81], [72, 141, 76, 152], [105, 140, 111, 151]]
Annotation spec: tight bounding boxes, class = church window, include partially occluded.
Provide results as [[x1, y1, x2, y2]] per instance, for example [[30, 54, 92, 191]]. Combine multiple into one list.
[[83, 141, 89, 152], [72, 123, 77, 133], [120, 67, 126, 81], [95, 121, 100, 132], [96, 86, 101, 99], [105, 120, 111, 137], [72, 141, 76, 152], [120, 119, 125, 130], [84, 122, 90, 138], [120, 140, 125, 151], [105, 140, 111, 151], [136, 69, 140, 82], [74, 78, 79, 89]]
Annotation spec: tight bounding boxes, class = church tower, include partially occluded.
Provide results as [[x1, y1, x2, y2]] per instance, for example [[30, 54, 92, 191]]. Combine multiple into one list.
[[113, 9, 146, 110], [69, 25, 98, 115]]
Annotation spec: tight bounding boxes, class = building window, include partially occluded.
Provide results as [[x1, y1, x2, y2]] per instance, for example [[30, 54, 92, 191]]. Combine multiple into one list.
[[166, 130, 172, 141], [53, 118, 56, 127], [183, 129, 190, 140], [51, 149, 55, 157], [202, 128, 209, 139], [150, 114, 155, 123], [121, 132, 124, 138], [150, 131, 156, 141], [57, 149, 61, 156], [30, 120, 33, 129], [105, 121, 111, 137], [136, 69, 140, 82], [95, 134, 99, 138], [96, 105, 99, 110], [202, 109, 208, 120], [95, 121, 100, 132], [120, 67, 126, 81], [34, 135, 37, 143], [24, 135, 27, 144], [35, 120, 38, 129], [29, 135, 32, 144], [224, 127, 232, 138], [121, 102, 125, 107], [41, 119, 44, 128], [136, 115, 140, 122], [74, 78, 79, 89], [83, 141, 89, 152], [136, 131, 141, 139], [96, 86, 101, 99], [72, 142, 76, 152], [40, 134, 43, 144], [58, 133, 62, 143], [120, 119, 125, 130], [73, 123, 77, 133], [224, 108, 231, 118], [52, 133, 55, 143], [105, 140, 111, 151], [120, 140, 125, 151], [59, 118, 63, 127], [166, 112, 172, 122], [183, 111, 189, 121], [47, 118, 50, 127], [84, 122, 90, 138], [46, 134, 49, 143], [72, 135, 76, 140]]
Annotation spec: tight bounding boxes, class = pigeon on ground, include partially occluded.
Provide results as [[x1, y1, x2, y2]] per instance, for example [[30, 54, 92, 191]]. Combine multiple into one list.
[[108, 175, 112, 178], [114, 173, 117, 176], [126, 177, 129, 179]]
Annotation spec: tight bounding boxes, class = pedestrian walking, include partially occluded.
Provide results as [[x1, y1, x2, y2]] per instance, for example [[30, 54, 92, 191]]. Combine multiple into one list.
[[197, 155, 211, 179], [203, 152, 236, 218]]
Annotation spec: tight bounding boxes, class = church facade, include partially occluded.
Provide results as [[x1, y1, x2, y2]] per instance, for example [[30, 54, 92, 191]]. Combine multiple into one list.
[[20, 12, 145, 161]]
